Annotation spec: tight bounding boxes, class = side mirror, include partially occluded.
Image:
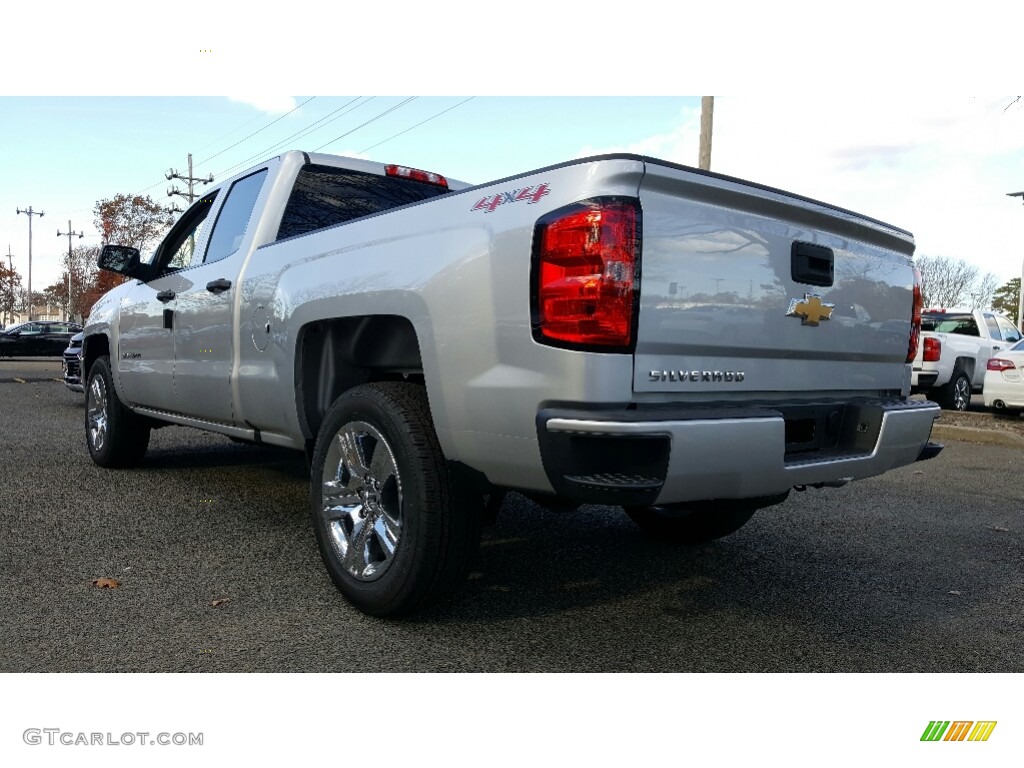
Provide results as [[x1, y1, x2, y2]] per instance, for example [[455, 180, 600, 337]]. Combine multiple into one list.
[[97, 244, 153, 281]]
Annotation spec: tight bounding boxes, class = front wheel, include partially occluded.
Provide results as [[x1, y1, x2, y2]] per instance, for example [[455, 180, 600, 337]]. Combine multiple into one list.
[[85, 355, 151, 467], [310, 382, 481, 617], [624, 494, 788, 545]]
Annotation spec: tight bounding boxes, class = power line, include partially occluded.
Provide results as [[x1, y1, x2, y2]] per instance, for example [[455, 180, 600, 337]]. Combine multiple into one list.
[[194, 105, 275, 153], [359, 97, 476, 153], [212, 97, 371, 179], [131, 97, 317, 196], [196, 96, 317, 165], [312, 97, 419, 152]]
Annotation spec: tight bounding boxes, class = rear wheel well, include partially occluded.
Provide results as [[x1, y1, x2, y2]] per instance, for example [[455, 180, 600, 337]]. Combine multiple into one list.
[[295, 316, 424, 448], [953, 357, 974, 383]]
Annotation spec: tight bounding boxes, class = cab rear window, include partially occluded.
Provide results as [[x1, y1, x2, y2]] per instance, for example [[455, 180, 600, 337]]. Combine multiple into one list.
[[921, 312, 979, 336], [276, 164, 449, 241]]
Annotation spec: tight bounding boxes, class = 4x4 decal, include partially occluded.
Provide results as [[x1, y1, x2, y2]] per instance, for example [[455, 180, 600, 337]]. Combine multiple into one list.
[[471, 183, 550, 213]]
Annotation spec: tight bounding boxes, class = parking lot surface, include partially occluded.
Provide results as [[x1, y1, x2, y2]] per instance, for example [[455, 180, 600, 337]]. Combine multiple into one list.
[[2, 359, 1023, 672]]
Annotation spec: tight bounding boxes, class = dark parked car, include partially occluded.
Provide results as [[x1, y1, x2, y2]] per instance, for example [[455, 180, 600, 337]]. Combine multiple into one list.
[[63, 332, 84, 392], [0, 321, 83, 357]]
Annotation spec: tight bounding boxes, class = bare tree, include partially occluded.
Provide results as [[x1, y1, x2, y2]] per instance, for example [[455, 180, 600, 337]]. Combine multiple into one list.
[[915, 255, 997, 309]]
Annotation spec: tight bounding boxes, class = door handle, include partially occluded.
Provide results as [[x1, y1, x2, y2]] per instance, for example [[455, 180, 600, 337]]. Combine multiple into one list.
[[156, 290, 176, 303], [791, 242, 834, 287], [206, 278, 232, 294]]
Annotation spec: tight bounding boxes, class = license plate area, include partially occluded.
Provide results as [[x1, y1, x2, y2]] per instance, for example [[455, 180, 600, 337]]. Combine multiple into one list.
[[781, 403, 847, 456]]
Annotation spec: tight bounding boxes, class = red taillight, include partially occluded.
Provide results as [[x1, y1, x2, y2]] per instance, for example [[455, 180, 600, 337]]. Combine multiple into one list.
[[988, 358, 1016, 371], [923, 335, 941, 362], [532, 198, 640, 349], [907, 266, 923, 363], [385, 164, 448, 188]]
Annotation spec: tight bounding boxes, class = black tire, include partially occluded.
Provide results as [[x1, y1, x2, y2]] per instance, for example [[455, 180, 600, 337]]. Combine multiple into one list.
[[84, 355, 151, 467], [310, 382, 481, 617], [934, 368, 971, 411], [624, 494, 787, 545]]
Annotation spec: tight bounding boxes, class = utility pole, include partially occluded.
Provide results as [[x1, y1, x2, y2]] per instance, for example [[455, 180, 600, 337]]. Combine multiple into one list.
[[16, 206, 44, 321], [5, 245, 14, 326], [57, 221, 84, 322], [699, 96, 714, 171], [1007, 191, 1024, 328], [166, 153, 214, 205]]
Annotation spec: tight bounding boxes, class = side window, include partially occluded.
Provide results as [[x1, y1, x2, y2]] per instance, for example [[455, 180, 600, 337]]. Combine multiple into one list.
[[984, 315, 1002, 341], [156, 192, 219, 273], [996, 315, 1021, 343], [203, 169, 268, 265]]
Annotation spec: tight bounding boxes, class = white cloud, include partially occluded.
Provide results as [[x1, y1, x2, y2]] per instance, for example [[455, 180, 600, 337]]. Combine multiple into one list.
[[227, 95, 298, 113]]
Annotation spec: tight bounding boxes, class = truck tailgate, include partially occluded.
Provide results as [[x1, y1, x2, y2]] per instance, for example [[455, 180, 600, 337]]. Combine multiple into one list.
[[633, 161, 916, 396]]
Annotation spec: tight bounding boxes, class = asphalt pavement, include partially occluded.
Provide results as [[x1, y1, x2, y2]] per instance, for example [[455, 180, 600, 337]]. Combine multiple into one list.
[[2, 359, 1023, 672]]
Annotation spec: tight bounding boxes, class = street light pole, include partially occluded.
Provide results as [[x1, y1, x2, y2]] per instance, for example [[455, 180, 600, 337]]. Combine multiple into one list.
[[1007, 191, 1024, 327], [16, 206, 44, 321]]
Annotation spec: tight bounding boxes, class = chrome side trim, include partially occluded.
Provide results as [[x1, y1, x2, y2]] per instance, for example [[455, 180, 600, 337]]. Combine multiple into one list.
[[132, 407, 302, 449]]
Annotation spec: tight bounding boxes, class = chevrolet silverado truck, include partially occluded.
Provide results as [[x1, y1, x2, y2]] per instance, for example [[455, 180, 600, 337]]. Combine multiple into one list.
[[82, 150, 942, 616], [911, 307, 1022, 410]]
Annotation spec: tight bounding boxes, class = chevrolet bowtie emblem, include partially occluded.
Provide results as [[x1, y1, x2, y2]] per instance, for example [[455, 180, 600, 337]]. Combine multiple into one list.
[[786, 293, 835, 326]]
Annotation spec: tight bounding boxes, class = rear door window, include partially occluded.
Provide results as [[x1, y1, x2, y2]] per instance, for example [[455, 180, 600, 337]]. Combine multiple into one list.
[[996, 315, 1021, 343], [204, 169, 268, 264], [984, 314, 1002, 340]]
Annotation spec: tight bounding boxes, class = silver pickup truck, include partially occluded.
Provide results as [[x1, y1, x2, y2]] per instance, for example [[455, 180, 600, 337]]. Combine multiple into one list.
[[83, 150, 942, 616]]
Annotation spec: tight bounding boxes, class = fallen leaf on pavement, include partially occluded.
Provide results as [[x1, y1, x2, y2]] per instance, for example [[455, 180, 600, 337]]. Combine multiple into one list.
[[91, 577, 120, 589], [210, 598, 232, 608]]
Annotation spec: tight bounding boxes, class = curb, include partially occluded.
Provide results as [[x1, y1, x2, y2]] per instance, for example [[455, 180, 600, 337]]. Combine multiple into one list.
[[931, 424, 1024, 448]]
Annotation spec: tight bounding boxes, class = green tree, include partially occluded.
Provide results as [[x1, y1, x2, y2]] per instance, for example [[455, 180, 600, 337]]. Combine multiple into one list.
[[991, 277, 1020, 325]]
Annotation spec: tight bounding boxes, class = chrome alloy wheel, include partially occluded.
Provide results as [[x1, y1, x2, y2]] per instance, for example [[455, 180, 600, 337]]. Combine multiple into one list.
[[953, 376, 971, 411], [87, 374, 109, 453], [321, 421, 403, 581]]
